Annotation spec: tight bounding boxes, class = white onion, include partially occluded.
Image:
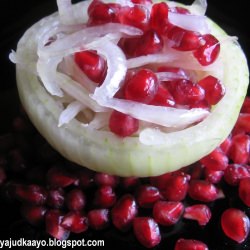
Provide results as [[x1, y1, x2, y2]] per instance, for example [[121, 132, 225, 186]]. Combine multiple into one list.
[[156, 71, 188, 81], [87, 112, 110, 130], [189, 0, 207, 15]]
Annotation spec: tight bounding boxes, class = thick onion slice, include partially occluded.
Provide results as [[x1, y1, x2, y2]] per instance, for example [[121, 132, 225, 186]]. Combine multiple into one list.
[[15, 1, 249, 177]]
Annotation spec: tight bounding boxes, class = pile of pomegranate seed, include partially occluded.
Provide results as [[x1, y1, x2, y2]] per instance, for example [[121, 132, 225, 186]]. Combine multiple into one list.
[[1, 96, 250, 249]]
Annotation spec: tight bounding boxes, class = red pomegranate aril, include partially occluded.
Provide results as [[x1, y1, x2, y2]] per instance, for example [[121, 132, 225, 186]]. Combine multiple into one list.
[[133, 217, 161, 248], [46, 166, 76, 188], [111, 194, 138, 231], [149, 2, 169, 34], [150, 85, 175, 107], [153, 201, 184, 226], [228, 134, 250, 164], [125, 69, 159, 104], [150, 172, 172, 190], [61, 211, 88, 234], [136, 185, 161, 208], [198, 75, 225, 105], [21, 205, 47, 226], [77, 169, 94, 189], [47, 188, 65, 209], [220, 136, 232, 154], [118, 36, 141, 58], [134, 30, 164, 56], [241, 97, 250, 113], [175, 238, 208, 250], [66, 189, 86, 211], [74, 50, 107, 84], [14, 184, 47, 205], [233, 114, 250, 135], [120, 177, 140, 190], [94, 172, 119, 187], [168, 79, 205, 106], [45, 210, 70, 240], [204, 169, 224, 184], [88, 209, 109, 230], [188, 180, 220, 202], [224, 164, 250, 186], [94, 185, 116, 208], [131, 0, 152, 5], [239, 178, 250, 206], [109, 110, 139, 137], [184, 204, 211, 226], [167, 26, 202, 51], [189, 163, 204, 180], [221, 208, 250, 243], [170, 7, 191, 14], [190, 99, 210, 111], [200, 148, 228, 171], [193, 34, 220, 66]]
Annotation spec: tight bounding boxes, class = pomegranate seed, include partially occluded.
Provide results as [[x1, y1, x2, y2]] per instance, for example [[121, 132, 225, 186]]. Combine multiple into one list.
[[74, 50, 107, 84], [193, 34, 220, 66], [241, 97, 250, 113], [118, 36, 141, 58], [45, 210, 70, 240], [175, 238, 208, 250], [125, 69, 159, 104], [21, 205, 47, 226], [221, 208, 250, 243], [109, 110, 139, 137], [228, 134, 250, 164], [200, 148, 228, 171], [46, 166, 76, 188], [61, 211, 88, 233], [77, 169, 94, 189], [94, 185, 116, 208], [14, 184, 47, 205], [161, 174, 189, 201], [136, 185, 161, 208], [150, 84, 175, 107], [198, 75, 225, 105], [120, 177, 140, 190], [87, 0, 120, 25], [170, 7, 191, 14], [94, 172, 119, 187], [0, 167, 6, 185], [233, 114, 250, 135], [47, 188, 65, 208], [88, 209, 109, 230], [184, 204, 211, 226], [111, 194, 138, 231], [149, 2, 169, 34], [188, 180, 220, 202], [190, 99, 210, 110], [224, 164, 250, 186], [239, 178, 250, 206], [189, 163, 204, 180], [66, 189, 86, 211], [150, 172, 172, 190], [153, 201, 184, 226], [168, 79, 205, 105], [204, 169, 224, 184], [167, 26, 202, 51], [220, 136, 232, 154], [131, 0, 152, 4], [133, 217, 161, 248]]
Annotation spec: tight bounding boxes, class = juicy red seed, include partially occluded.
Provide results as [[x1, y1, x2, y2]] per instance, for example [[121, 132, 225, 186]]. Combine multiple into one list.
[[161, 174, 189, 201], [220, 136, 232, 154], [167, 26, 202, 51], [94, 173, 119, 187], [74, 50, 107, 84], [167, 79, 205, 105], [228, 134, 250, 164], [21, 205, 47, 226], [224, 164, 250, 186], [0, 167, 6, 185], [134, 30, 164, 56], [125, 69, 159, 104], [120, 177, 140, 190], [149, 2, 169, 34], [239, 178, 250, 206], [47, 166, 76, 188], [204, 169, 224, 184], [66, 189, 86, 211], [171, 7, 191, 14], [94, 185, 116, 208], [189, 163, 204, 180], [198, 75, 225, 105], [47, 188, 65, 208], [45, 210, 70, 240], [200, 148, 228, 171], [193, 34, 220, 66], [241, 97, 250, 113], [87, 209, 109, 230], [136, 185, 161, 208], [14, 184, 47, 205], [150, 172, 172, 190], [109, 110, 139, 137], [221, 208, 250, 243], [111, 194, 138, 231], [61, 211, 88, 234], [153, 201, 184, 226], [233, 114, 250, 135], [120, 5, 149, 30], [133, 217, 161, 248], [190, 99, 210, 110], [87, 0, 120, 25], [183, 204, 211, 226], [150, 84, 175, 107], [131, 0, 152, 4], [188, 180, 219, 202], [175, 238, 208, 250], [118, 36, 141, 58]]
